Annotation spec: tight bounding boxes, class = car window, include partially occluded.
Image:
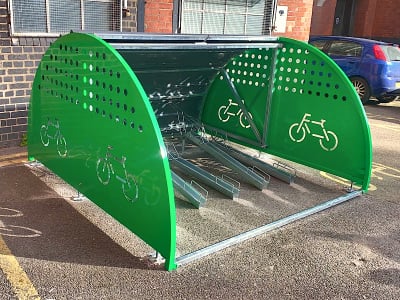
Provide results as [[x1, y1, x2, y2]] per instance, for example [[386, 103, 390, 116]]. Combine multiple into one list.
[[309, 40, 326, 51], [327, 41, 362, 57], [381, 45, 400, 61]]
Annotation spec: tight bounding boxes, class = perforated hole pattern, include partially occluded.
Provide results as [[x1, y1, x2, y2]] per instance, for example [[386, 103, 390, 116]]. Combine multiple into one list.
[[39, 43, 144, 133], [275, 46, 348, 102], [219, 49, 273, 88]]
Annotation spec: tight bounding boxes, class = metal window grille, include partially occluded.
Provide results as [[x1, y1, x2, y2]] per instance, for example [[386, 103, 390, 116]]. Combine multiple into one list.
[[9, 0, 121, 36], [179, 0, 277, 35]]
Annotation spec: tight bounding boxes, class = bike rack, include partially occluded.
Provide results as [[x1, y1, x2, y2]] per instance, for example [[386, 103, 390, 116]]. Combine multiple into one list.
[[28, 32, 372, 271], [210, 139, 295, 184], [171, 171, 208, 208], [185, 132, 269, 190], [170, 156, 240, 200]]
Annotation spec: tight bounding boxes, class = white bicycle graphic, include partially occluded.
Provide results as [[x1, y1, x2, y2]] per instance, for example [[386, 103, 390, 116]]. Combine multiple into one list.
[[289, 113, 339, 151], [96, 145, 138, 203], [0, 208, 42, 238], [0, 223, 42, 238], [40, 118, 67, 157], [218, 98, 253, 129]]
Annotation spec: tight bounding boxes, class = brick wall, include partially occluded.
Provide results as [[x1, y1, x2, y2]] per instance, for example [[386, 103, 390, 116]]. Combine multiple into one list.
[[273, 0, 314, 41], [144, 0, 173, 33], [370, 0, 400, 40], [0, 0, 137, 148], [122, 0, 138, 32], [352, 0, 398, 39], [352, 0, 377, 38], [0, 45, 47, 147], [143, 0, 314, 40], [310, 0, 400, 42], [0, 0, 55, 147], [0, 0, 9, 47], [309, 0, 337, 36]]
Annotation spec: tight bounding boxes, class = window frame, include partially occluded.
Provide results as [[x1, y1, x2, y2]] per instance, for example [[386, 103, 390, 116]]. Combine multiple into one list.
[[177, 0, 277, 35], [309, 40, 327, 51], [326, 40, 363, 58], [382, 45, 400, 62], [8, 0, 122, 37]]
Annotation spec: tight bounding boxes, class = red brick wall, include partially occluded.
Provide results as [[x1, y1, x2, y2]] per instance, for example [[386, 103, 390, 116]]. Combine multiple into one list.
[[370, 0, 400, 39], [310, 0, 400, 41], [353, 0, 400, 39], [144, 0, 314, 40], [309, 0, 337, 36], [273, 0, 314, 41], [144, 0, 173, 33], [352, 0, 377, 38]]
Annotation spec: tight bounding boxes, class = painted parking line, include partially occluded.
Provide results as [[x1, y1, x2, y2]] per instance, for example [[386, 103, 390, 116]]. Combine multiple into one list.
[[320, 162, 400, 192], [369, 122, 400, 132], [366, 112, 399, 123], [320, 171, 377, 191], [0, 152, 28, 168], [0, 235, 40, 300], [0, 152, 40, 299]]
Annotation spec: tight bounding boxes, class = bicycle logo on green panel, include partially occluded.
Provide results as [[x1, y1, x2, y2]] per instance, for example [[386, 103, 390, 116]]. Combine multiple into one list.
[[218, 98, 253, 129], [96, 145, 139, 203], [40, 117, 68, 157], [289, 113, 338, 151]]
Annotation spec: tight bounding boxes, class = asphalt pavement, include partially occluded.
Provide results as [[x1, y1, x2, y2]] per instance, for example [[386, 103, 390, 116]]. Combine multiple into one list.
[[0, 100, 399, 300]]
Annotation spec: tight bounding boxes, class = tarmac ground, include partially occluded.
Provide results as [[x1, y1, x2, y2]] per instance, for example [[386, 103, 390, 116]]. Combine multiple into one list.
[[0, 100, 399, 299]]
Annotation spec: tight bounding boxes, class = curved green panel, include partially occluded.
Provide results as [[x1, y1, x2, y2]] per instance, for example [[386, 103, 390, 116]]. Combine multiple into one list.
[[269, 37, 372, 190], [201, 37, 372, 191], [28, 33, 176, 270]]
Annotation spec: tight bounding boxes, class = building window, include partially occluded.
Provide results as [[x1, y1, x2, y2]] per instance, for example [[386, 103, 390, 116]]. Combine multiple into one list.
[[179, 0, 276, 35], [9, 0, 121, 36]]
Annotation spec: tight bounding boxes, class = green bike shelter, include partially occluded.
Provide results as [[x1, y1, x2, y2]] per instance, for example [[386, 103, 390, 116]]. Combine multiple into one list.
[[28, 32, 372, 271]]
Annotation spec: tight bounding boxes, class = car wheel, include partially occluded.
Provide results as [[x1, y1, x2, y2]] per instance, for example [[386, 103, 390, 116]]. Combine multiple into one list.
[[376, 95, 397, 103], [350, 77, 370, 104]]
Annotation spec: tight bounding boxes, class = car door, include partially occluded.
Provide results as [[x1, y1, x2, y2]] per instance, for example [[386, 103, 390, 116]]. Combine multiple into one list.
[[325, 40, 363, 77]]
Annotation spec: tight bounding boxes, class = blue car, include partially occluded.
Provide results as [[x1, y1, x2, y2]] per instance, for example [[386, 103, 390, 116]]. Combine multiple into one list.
[[309, 36, 400, 104]]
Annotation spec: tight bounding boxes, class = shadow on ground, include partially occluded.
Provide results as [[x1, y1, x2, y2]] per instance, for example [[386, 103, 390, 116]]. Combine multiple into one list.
[[0, 165, 160, 270]]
